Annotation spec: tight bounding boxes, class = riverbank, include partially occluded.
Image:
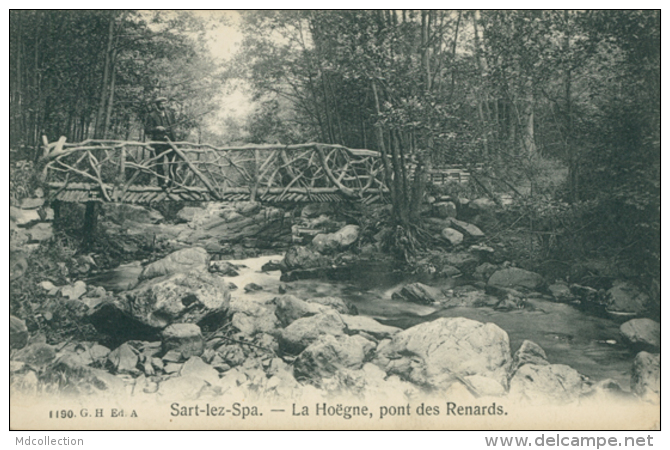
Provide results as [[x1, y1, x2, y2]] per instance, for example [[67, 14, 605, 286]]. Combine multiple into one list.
[[9, 199, 660, 426]]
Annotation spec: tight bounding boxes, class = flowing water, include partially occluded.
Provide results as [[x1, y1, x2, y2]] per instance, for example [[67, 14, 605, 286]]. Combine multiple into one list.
[[91, 254, 635, 390]]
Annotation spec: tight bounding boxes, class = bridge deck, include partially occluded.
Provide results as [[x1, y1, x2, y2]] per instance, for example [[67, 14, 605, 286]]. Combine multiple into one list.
[[47, 182, 387, 204], [39, 137, 472, 204]]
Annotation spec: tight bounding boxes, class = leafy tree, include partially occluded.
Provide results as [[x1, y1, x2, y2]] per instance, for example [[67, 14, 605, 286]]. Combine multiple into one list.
[[10, 10, 659, 284], [236, 10, 473, 231], [9, 10, 225, 157], [575, 11, 660, 288]]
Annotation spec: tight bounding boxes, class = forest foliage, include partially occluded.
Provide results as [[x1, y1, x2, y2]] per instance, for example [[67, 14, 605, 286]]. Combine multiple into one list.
[[232, 10, 659, 285], [9, 10, 660, 291], [9, 10, 225, 153]]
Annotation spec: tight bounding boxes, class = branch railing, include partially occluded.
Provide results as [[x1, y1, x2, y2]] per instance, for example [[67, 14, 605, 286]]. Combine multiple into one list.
[[39, 137, 390, 204]]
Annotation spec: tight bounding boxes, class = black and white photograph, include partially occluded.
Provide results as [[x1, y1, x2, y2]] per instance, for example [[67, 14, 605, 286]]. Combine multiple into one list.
[[8, 9, 661, 432]]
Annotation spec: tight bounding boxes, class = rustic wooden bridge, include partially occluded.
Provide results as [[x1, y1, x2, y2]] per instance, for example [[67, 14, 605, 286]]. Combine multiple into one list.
[[39, 137, 473, 205]]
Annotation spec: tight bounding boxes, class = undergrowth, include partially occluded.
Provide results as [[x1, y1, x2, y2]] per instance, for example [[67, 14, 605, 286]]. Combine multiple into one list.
[[10, 232, 99, 343]]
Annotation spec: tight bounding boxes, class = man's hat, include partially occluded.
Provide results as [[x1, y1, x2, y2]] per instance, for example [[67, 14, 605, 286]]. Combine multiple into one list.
[[154, 96, 168, 103]]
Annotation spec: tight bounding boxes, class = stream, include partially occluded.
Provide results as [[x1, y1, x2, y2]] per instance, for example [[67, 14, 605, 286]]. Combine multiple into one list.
[[89, 253, 635, 390]]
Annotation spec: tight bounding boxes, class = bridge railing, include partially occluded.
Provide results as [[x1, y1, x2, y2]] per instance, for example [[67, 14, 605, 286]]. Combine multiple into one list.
[[39, 137, 389, 204], [406, 162, 483, 185]]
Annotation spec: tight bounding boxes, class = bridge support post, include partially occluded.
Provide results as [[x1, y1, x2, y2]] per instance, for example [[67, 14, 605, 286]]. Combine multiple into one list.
[[51, 200, 62, 226], [82, 201, 99, 246]]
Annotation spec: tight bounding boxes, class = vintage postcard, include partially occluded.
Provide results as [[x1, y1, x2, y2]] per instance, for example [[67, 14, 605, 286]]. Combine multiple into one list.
[[9, 10, 660, 431]]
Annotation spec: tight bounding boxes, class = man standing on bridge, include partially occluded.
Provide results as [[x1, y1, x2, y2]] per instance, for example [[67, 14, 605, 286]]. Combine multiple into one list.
[[145, 96, 178, 187]]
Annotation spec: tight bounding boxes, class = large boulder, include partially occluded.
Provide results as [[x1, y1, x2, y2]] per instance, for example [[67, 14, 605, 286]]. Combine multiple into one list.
[[10, 228, 30, 248], [87, 261, 143, 293], [440, 265, 462, 278], [273, 295, 333, 327], [139, 247, 209, 281], [161, 323, 205, 359], [9, 206, 41, 227], [432, 201, 457, 219], [61, 281, 87, 300], [243, 283, 263, 293], [20, 197, 45, 209], [470, 197, 496, 212], [157, 375, 210, 400], [311, 224, 360, 254], [392, 282, 443, 305], [125, 270, 230, 329], [511, 340, 549, 373], [488, 268, 545, 291], [208, 261, 240, 277], [11, 370, 40, 394], [312, 363, 422, 401], [473, 263, 499, 281], [54, 343, 110, 367], [228, 297, 279, 337], [441, 286, 499, 309], [282, 246, 330, 271], [570, 284, 604, 305], [43, 353, 125, 396], [10, 316, 29, 350], [179, 203, 291, 250], [620, 319, 660, 350], [293, 334, 375, 380], [107, 343, 139, 374], [279, 310, 346, 354], [27, 223, 53, 242], [631, 351, 660, 402], [180, 356, 220, 385], [439, 252, 480, 274], [441, 228, 464, 246], [341, 315, 401, 340], [446, 218, 485, 239], [376, 317, 512, 390], [509, 364, 586, 404], [14, 343, 57, 368], [548, 283, 575, 303], [306, 296, 358, 315], [176, 206, 206, 223], [87, 300, 161, 344], [606, 281, 651, 315], [583, 379, 631, 402]]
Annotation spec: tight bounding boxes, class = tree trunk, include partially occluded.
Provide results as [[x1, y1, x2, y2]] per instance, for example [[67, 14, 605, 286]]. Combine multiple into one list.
[[306, 73, 328, 142], [509, 101, 517, 153], [396, 130, 410, 207], [32, 12, 41, 149], [320, 72, 335, 143], [103, 48, 117, 139], [523, 80, 536, 155], [95, 16, 114, 139], [14, 12, 24, 148], [326, 73, 345, 145], [472, 13, 491, 156], [390, 130, 408, 224], [83, 201, 99, 247], [421, 10, 432, 92], [358, 104, 367, 149], [564, 11, 578, 202], [371, 78, 396, 208], [409, 151, 427, 222], [449, 11, 462, 98]]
